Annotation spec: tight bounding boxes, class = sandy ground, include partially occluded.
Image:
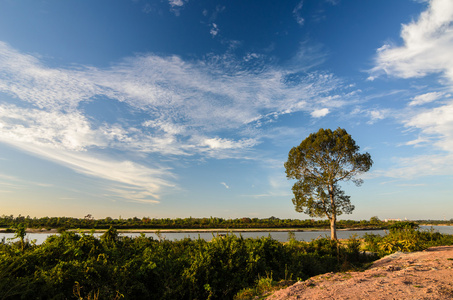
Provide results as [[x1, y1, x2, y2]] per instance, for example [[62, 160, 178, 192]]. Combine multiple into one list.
[[268, 246, 453, 300]]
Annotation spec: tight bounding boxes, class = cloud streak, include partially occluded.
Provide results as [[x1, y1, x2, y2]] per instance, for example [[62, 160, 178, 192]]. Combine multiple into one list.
[[220, 182, 229, 189], [0, 40, 349, 201], [293, 1, 305, 26], [0, 138, 172, 203], [409, 91, 446, 106]]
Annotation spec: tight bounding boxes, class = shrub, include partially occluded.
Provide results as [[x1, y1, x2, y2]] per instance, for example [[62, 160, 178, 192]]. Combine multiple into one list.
[[0, 231, 388, 299], [364, 227, 453, 256]]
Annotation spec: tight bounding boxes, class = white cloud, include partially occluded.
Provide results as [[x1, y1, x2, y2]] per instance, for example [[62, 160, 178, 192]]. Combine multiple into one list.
[[293, 1, 305, 26], [220, 182, 229, 189], [168, 0, 186, 16], [169, 0, 184, 7], [310, 108, 329, 118], [142, 119, 186, 135], [370, 0, 453, 83], [210, 23, 219, 37], [365, 109, 389, 124], [201, 137, 257, 150], [369, 99, 453, 179], [243, 53, 260, 62], [404, 101, 453, 152], [409, 91, 445, 106], [404, 136, 430, 147], [368, 0, 453, 179], [0, 105, 103, 151], [369, 110, 385, 121]]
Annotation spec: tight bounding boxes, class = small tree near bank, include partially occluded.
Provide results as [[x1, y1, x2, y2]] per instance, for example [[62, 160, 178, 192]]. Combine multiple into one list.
[[284, 128, 373, 240], [11, 223, 27, 251]]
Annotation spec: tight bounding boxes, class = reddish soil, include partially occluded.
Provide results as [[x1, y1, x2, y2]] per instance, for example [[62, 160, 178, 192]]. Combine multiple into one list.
[[268, 246, 453, 299]]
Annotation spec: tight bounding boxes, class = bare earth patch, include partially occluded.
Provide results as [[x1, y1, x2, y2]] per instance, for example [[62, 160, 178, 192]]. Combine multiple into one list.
[[268, 246, 453, 300]]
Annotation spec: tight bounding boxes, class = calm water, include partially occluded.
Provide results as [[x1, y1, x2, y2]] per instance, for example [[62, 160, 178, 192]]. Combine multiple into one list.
[[1, 225, 451, 245]]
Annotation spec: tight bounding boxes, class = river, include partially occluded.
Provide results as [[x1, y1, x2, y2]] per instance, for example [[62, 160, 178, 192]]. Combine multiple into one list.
[[1, 225, 451, 245]]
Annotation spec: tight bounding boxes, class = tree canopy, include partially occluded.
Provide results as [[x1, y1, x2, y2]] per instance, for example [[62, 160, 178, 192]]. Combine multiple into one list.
[[284, 128, 373, 240]]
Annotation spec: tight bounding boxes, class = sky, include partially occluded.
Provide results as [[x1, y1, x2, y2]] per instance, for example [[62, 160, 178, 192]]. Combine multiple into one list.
[[0, 0, 452, 221]]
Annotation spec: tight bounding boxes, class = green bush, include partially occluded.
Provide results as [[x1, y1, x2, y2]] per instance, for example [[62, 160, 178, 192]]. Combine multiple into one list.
[[364, 227, 453, 256], [388, 221, 418, 232], [0, 231, 382, 299]]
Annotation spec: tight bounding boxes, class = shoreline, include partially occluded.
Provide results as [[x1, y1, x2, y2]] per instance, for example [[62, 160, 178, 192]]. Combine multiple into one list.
[[0, 227, 387, 234], [2, 224, 449, 234]]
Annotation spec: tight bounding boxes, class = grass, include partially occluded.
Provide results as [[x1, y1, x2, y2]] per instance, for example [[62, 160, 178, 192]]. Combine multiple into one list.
[[234, 275, 296, 300]]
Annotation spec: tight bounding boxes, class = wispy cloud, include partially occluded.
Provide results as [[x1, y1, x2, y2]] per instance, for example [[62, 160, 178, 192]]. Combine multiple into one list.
[[0, 40, 349, 201], [168, 0, 186, 16], [0, 139, 173, 203], [404, 100, 453, 152], [0, 172, 53, 191], [220, 182, 229, 189], [370, 153, 453, 179], [0, 42, 99, 110], [367, 109, 390, 124], [0, 105, 103, 151], [293, 1, 305, 26], [169, 0, 184, 7], [203, 5, 225, 22], [210, 23, 219, 37], [409, 91, 446, 106]]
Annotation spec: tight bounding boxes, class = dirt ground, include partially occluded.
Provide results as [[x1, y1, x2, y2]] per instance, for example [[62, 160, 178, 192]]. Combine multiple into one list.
[[268, 246, 453, 299]]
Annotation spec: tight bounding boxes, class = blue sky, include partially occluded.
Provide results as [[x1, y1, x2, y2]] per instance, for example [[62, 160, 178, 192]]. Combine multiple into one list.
[[0, 0, 452, 220]]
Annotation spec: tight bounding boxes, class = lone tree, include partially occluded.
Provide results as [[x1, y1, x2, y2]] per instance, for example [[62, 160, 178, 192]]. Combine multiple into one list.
[[284, 128, 372, 240]]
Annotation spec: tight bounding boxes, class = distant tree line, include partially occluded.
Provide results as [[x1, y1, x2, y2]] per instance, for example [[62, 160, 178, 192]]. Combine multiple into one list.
[[416, 219, 453, 225], [0, 214, 395, 230]]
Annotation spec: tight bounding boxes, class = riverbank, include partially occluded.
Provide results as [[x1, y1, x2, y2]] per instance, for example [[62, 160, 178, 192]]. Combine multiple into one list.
[[419, 223, 453, 226], [0, 226, 386, 234]]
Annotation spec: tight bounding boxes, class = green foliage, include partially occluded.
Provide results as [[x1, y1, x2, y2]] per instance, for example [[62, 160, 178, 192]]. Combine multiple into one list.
[[388, 221, 419, 232], [284, 128, 373, 239], [364, 227, 453, 256], [7, 223, 28, 252], [369, 216, 380, 224], [0, 230, 378, 299], [234, 273, 290, 300], [346, 234, 361, 259]]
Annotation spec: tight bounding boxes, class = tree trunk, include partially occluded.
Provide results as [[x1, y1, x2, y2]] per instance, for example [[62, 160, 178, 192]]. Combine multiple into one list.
[[330, 215, 337, 240], [328, 184, 337, 240]]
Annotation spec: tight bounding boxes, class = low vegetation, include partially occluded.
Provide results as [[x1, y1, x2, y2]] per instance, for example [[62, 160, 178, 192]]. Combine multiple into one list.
[[1, 220, 452, 299], [363, 222, 453, 255], [1, 225, 376, 300]]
